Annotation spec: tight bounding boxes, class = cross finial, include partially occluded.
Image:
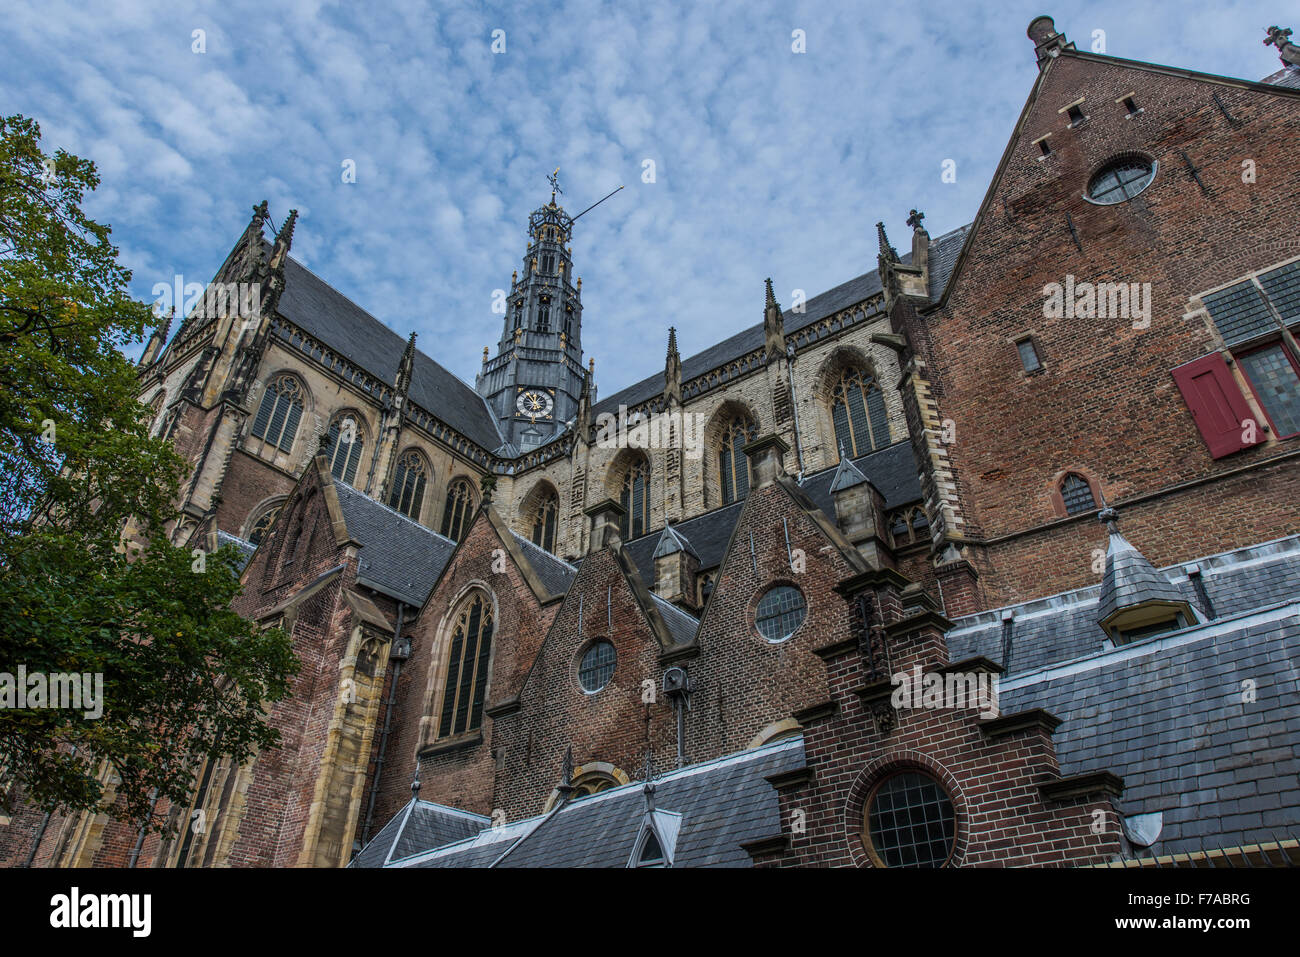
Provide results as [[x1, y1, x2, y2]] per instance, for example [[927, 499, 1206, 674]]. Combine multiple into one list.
[[907, 209, 925, 230], [1265, 25, 1293, 48]]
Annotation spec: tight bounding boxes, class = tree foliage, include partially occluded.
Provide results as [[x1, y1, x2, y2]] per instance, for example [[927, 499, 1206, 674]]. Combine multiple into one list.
[[0, 114, 296, 831]]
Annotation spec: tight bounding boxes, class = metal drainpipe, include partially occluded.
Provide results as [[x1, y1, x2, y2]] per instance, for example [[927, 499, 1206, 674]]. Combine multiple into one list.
[[785, 349, 806, 474], [128, 788, 159, 868], [358, 602, 408, 850]]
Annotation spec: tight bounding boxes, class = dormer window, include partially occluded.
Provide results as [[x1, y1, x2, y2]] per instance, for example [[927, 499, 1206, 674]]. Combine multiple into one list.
[[635, 831, 666, 867], [627, 807, 681, 868]]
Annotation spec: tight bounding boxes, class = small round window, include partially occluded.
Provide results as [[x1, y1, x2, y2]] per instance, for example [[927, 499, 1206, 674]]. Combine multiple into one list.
[[578, 640, 616, 693], [755, 585, 807, 643], [1085, 157, 1156, 205], [865, 771, 956, 868]]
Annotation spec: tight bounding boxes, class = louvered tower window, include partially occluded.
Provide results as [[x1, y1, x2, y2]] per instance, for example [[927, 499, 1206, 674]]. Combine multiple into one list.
[[619, 457, 650, 539], [436, 593, 494, 738], [531, 490, 558, 553], [388, 450, 428, 520], [327, 416, 364, 485], [251, 374, 304, 452], [719, 416, 758, 505], [440, 478, 474, 541], [831, 368, 890, 458]]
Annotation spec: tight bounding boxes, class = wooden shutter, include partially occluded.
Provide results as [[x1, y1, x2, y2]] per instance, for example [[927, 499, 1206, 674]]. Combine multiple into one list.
[[1171, 353, 1263, 459]]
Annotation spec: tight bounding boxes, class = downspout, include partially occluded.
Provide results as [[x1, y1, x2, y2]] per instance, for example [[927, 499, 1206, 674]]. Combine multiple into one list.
[[358, 601, 409, 851], [128, 788, 159, 868], [24, 744, 76, 867], [785, 348, 805, 475]]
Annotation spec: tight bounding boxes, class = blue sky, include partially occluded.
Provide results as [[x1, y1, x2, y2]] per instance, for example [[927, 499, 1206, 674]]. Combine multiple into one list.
[[2, 0, 1290, 395]]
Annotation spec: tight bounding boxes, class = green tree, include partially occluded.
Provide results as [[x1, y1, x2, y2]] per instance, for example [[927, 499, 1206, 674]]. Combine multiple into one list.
[[0, 114, 296, 831]]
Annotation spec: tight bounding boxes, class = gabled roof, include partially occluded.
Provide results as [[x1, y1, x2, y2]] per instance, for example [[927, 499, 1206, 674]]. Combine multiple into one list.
[[348, 798, 490, 868], [509, 531, 579, 596], [276, 256, 505, 451], [373, 736, 805, 868], [929, 47, 1300, 314], [331, 479, 457, 607], [652, 523, 699, 560]]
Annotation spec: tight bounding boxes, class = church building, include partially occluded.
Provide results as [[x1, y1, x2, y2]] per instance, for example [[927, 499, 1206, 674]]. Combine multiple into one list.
[[4, 17, 1299, 869]]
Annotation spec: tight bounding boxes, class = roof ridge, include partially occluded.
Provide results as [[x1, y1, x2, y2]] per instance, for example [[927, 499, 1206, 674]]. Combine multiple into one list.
[[333, 478, 457, 544]]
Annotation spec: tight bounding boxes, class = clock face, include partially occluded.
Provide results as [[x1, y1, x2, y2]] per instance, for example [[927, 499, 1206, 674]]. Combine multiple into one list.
[[515, 388, 555, 421]]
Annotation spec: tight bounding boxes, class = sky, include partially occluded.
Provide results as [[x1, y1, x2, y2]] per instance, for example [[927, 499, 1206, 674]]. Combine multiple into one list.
[[2, 0, 1292, 397]]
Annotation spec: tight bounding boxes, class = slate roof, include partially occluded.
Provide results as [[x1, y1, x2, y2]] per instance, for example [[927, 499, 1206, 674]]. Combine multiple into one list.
[[1264, 66, 1300, 89], [332, 479, 457, 607], [621, 440, 922, 582], [1096, 520, 1190, 624], [349, 799, 491, 868], [998, 601, 1300, 857], [651, 594, 700, 646], [277, 257, 504, 451], [509, 531, 579, 596], [946, 534, 1300, 678], [592, 226, 971, 418], [369, 736, 805, 868], [954, 533, 1300, 859], [216, 530, 256, 571]]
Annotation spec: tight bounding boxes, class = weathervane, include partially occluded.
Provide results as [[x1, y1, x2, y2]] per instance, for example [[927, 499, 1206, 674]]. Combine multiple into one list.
[[548, 167, 563, 202]]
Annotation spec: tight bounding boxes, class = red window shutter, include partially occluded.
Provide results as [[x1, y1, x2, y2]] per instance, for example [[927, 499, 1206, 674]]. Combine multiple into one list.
[[1171, 353, 1264, 458]]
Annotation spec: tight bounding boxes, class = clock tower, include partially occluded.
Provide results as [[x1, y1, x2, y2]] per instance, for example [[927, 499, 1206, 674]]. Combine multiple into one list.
[[476, 178, 587, 453]]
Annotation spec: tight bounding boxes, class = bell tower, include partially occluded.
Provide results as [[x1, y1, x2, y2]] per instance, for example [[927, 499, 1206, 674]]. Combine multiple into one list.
[[476, 172, 586, 453]]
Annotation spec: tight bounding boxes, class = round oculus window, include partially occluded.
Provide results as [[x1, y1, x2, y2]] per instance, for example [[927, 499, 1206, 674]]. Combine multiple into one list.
[[865, 771, 956, 868], [578, 640, 616, 693], [1085, 157, 1156, 205], [755, 585, 807, 643]]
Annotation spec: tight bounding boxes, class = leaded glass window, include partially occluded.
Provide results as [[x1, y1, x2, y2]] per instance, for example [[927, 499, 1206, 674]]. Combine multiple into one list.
[[327, 416, 364, 485], [866, 771, 956, 868], [831, 368, 890, 458], [755, 585, 807, 643], [619, 457, 650, 539], [1086, 157, 1156, 205], [251, 374, 304, 452], [440, 478, 474, 540], [1060, 473, 1097, 515], [388, 451, 428, 521], [719, 416, 758, 505], [531, 489, 558, 552], [436, 593, 494, 738]]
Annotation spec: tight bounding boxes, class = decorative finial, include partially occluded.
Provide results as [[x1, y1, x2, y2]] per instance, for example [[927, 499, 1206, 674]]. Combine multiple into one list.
[[277, 208, 298, 247], [479, 473, 497, 503], [906, 209, 926, 230], [512, 269, 518, 285], [411, 758, 422, 799], [548, 166, 563, 202], [765, 277, 777, 309], [642, 749, 656, 812], [483, 346, 489, 362], [1097, 506, 1119, 534], [1265, 26, 1300, 66], [589, 357, 595, 372], [667, 326, 678, 358], [557, 745, 575, 794]]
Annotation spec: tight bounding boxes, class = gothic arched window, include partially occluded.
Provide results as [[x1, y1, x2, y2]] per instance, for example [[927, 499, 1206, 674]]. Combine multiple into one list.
[[246, 503, 282, 547], [719, 416, 758, 505], [537, 301, 551, 333], [831, 368, 890, 458], [436, 592, 494, 739], [440, 478, 475, 541], [388, 450, 428, 521], [531, 489, 558, 553], [619, 456, 651, 539], [327, 415, 365, 485], [251, 374, 305, 452]]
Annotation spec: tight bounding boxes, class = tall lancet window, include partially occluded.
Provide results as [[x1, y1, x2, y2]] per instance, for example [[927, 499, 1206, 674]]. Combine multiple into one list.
[[719, 416, 758, 505], [619, 456, 651, 539], [531, 490, 558, 553], [251, 374, 304, 452], [388, 450, 428, 521], [327, 415, 365, 485], [537, 301, 551, 333], [436, 592, 494, 738], [440, 478, 475, 542], [831, 368, 890, 459]]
